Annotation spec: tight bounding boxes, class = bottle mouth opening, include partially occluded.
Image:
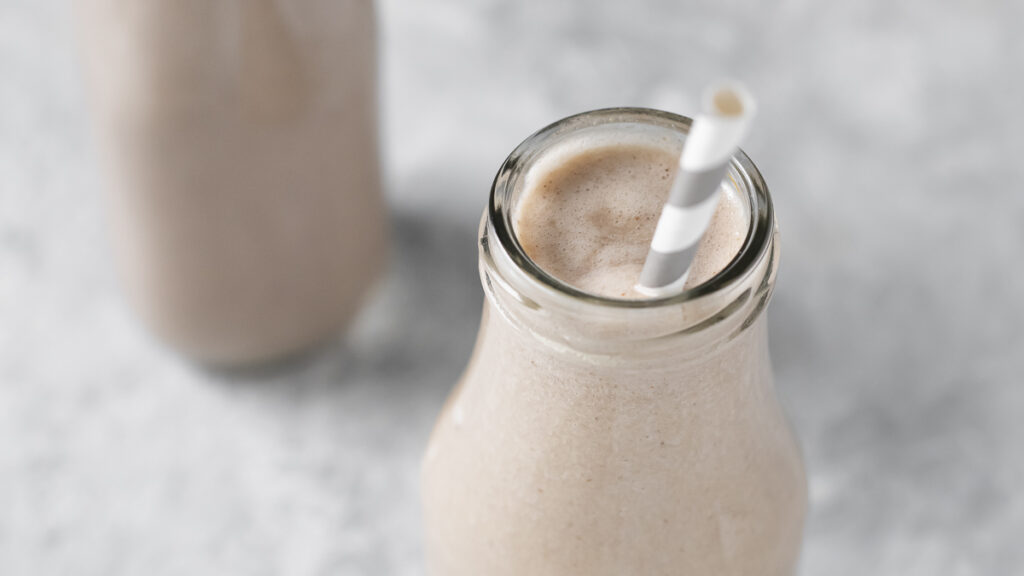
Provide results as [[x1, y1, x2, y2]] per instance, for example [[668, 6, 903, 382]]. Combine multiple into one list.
[[486, 107, 775, 311]]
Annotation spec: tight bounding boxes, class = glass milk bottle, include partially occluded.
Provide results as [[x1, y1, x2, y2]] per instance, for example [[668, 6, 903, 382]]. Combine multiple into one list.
[[422, 109, 806, 575], [78, 0, 386, 365]]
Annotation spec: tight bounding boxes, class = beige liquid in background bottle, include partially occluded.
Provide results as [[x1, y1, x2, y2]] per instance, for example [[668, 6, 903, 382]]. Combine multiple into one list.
[[78, 0, 386, 366], [422, 109, 806, 575]]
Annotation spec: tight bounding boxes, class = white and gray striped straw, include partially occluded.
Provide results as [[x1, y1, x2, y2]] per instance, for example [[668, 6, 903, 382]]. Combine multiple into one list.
[[636, 81, 757, 297]]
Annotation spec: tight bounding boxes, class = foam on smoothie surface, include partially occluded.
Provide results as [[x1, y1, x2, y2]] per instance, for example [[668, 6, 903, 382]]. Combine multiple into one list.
[[515, 133, 748, 299]]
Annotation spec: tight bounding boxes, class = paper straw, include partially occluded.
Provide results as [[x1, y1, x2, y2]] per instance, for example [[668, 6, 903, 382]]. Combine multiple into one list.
[[635, 81, 757, 297]]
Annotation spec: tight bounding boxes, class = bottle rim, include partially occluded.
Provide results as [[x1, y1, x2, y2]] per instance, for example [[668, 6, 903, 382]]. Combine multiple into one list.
[[486, 107, 775, 311]]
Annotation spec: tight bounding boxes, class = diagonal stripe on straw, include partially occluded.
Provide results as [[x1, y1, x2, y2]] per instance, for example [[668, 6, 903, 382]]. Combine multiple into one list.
[[636, 81, 757, 297]]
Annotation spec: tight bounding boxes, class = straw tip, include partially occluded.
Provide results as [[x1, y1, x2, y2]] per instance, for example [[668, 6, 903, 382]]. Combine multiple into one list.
[[703, 80, 757, 119]]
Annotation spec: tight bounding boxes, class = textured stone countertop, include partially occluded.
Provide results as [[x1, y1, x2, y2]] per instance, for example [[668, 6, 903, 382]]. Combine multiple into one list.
[[2, 1, 1023, 574]]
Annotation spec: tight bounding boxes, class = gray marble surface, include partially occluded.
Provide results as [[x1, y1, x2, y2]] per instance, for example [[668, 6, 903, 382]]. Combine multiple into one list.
[[2, 0, 1024, 574]]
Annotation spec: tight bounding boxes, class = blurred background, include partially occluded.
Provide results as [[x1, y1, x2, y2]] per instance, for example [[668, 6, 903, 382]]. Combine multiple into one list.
[[2, 0, 1023, 574]]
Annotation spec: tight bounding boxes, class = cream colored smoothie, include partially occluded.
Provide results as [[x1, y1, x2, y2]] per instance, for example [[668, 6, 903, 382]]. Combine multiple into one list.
[[515, 135, 747, 298], [79, 0, 385, 365], [422, 109, 806, 575]]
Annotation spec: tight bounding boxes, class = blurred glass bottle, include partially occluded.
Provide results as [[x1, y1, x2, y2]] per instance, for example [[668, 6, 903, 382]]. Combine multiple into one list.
[[78, 0, 386, 366]]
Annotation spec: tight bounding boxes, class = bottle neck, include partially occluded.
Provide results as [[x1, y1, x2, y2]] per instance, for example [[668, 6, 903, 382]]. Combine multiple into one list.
[[479, 211, 778, 363]]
